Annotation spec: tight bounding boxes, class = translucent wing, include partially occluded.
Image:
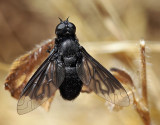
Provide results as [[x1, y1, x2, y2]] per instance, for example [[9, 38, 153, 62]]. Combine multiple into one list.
[[17, 54, 65, 115], [77, 47, 130, 106]]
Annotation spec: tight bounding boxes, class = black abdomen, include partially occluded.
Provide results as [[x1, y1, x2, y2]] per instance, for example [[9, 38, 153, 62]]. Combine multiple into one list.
[[59, 38, 82, 100], [59, 67, 83, 100]]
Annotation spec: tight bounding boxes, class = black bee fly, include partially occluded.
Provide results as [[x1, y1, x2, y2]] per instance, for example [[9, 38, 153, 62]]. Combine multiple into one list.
[[17, 18, 130, 115]]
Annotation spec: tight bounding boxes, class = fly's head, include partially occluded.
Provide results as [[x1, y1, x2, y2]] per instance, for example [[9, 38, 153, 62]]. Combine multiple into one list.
[[55, 17, 76, 37]]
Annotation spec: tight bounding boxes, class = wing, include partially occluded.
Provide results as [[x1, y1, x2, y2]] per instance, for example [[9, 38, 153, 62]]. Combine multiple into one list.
[[17, 53, 65, 115], [76, 47, 130, 106]]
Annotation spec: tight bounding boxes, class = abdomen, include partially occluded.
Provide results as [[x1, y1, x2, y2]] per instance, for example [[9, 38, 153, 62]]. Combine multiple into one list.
[[59, 39, 83, 100], [59, 67, 83, 100]]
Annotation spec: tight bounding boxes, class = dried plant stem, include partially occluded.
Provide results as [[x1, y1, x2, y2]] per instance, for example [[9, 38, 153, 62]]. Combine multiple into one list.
[[135, 40, 151, 125], [140, 40, 148, 106], [106, 41, 152, 125]]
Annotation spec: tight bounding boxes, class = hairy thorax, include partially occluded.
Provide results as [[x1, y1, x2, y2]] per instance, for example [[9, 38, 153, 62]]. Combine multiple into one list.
[[59, 38, 79, 67]]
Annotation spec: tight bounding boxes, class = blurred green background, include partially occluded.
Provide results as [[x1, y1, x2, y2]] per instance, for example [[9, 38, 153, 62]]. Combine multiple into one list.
[[0, 0, 160, 125]]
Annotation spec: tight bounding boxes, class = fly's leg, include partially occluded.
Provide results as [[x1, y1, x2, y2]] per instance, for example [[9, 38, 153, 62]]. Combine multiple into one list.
[[46, 46, 51, 53], [47, 43, 58, 54]]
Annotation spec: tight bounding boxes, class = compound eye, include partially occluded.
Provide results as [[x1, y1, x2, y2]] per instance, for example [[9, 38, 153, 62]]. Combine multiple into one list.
[[68, 23, 76, 29], [57, 23, 65, 30], [68, 23, 76, 30], [68, 23, 73, 28]]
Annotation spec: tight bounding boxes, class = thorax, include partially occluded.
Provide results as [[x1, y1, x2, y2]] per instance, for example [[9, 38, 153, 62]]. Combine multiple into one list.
[[58, 38, 79, 57]]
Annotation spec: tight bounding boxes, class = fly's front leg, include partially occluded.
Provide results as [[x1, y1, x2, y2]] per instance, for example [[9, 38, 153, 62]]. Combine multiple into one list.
[[50, 44, 59, 61], [46, 43, 55, 53], [47, 44, 58, 56], [46, 46, 51, 53]]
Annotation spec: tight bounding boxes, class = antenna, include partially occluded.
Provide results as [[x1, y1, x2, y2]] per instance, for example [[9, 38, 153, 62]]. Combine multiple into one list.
[[66, 17, 69, 22], [58, 17, 63, 23]]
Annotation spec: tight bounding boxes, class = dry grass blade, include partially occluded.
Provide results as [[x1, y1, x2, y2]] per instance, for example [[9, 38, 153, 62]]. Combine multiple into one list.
[[109, 40, 151, 125], [134, 40, 150, 125], [4, 39, 54, 109]]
